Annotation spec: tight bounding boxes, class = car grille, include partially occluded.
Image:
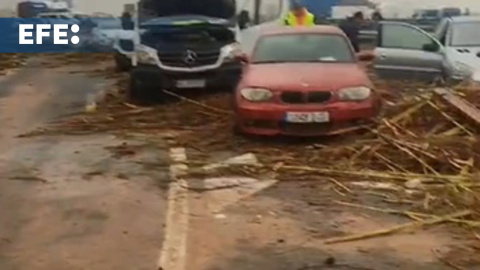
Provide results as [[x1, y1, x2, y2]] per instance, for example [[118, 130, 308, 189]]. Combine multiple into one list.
[[280, 92, 304, 104], [280, 91, 332, 104], [307, 91, 332, 103], [158, 50, 220, 68]]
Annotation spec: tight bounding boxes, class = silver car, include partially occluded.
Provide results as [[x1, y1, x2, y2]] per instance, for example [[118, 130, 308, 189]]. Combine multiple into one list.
[[373, 16, 480, 83]]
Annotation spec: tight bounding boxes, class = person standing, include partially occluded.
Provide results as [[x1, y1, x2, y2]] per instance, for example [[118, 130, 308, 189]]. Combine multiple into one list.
[[339, 11, 364, 53], [372, 10, 383, 21], [283, 1, 315, 26], [121, 11, 134, 30]]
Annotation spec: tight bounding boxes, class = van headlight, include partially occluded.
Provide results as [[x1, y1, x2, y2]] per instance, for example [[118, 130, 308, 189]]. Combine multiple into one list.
[[223, 42, 243, 62], [136, 44, 157, 65], [338, 86, 371, 101], [240, 88, 273, 102], [452, 62, 473, 79]]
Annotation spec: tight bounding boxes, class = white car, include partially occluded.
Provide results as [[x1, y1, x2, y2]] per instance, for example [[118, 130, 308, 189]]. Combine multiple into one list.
[[373, 16, 480, 83]]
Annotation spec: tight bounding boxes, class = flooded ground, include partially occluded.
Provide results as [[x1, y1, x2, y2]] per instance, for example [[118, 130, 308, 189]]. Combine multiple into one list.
[[0, 56, 169, 270]]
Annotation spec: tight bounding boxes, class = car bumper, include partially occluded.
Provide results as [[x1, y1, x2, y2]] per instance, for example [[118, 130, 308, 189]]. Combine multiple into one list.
[[130, 63, 242, 90], [235, 97, 381, 136]]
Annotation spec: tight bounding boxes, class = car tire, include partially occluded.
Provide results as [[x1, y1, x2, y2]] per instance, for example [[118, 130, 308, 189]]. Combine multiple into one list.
[[127, 74, 165, 105], [114, 52, 131, 72], [432, 74, 446, 87]]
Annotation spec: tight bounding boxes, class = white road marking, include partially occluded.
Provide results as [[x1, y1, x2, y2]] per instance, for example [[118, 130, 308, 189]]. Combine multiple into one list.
[[201, 177, 277, 214], [158, 147, 189, 270], [202, 153, 259, 171]]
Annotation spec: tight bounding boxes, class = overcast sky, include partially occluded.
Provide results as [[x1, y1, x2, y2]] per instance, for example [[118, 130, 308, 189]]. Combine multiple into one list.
[[1, 0, 480, 17]]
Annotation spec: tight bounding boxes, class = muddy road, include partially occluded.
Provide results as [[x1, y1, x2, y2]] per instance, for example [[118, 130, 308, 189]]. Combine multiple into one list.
[[0, 56, 168, 270]]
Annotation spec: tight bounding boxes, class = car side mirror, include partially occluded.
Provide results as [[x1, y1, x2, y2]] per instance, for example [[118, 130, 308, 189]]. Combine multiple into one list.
[[422, 42, 439, 52], [238, 10, 250, 30], [237, 53, 249, 63], [356, 51, 375, 62]]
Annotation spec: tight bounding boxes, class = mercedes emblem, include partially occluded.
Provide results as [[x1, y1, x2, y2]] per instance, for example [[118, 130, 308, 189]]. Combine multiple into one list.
[[183, 50, 197, 64]]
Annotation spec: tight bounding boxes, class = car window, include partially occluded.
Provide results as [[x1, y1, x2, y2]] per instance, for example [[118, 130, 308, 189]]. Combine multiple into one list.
[[381, 24, 435, 50], [252, 33, 354, 64], [450, 22, 480, 47]]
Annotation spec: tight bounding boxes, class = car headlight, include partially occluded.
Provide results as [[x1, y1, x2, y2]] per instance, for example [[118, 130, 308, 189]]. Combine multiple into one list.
[[338, 86, 371, 101], [223, 42, 243, 62], [136, 44, 157, 65], [452, 62, 473, 79], [240, 88, 273, 102]]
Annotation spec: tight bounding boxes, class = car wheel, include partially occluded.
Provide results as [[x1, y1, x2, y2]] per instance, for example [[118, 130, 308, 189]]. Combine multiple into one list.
[[432, 75, 446, 87], [127, 74, 165, 105], [127, 75, 145, 104], [114, 52, 131, 72]]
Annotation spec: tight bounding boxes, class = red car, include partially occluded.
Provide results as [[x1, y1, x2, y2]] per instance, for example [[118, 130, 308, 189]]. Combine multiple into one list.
[[233, 26, 381, 136]]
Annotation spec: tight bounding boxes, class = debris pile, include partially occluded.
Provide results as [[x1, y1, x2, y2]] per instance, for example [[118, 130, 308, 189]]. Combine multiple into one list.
[[38, 53, 115, 68], [21, 78, 480, 231]]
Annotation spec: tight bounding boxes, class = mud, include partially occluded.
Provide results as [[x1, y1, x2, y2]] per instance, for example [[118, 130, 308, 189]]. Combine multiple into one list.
[[0, 55, 169, 270], [187, 180, 472, 270]]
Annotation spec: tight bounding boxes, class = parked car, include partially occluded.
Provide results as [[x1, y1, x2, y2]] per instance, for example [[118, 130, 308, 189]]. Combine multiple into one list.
[[17, 1, 69, 18], [233, 26, 380, 136], [373, 16, 480, 83]]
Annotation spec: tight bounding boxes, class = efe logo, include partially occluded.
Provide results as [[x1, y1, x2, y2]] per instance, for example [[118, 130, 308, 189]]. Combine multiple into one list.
[[19, 24, 80, 45]]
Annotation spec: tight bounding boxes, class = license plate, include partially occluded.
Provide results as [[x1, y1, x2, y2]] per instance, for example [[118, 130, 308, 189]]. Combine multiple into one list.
[[285, 112, 330, 123], [176, 79, 206, 88]]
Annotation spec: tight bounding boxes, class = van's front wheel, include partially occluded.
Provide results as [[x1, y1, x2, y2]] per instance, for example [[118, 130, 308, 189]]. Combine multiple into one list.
[[114, 52, 131, 72], [127, 72, 165, 105]]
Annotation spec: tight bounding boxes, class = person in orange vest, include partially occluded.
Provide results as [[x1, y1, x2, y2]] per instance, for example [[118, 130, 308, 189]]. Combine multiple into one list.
[[283, 1, 315, 26]]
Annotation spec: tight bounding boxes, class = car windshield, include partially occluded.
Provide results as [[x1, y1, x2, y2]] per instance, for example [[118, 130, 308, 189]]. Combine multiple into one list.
[[252, 33, 354, 64], [451, 22, 480, 46]]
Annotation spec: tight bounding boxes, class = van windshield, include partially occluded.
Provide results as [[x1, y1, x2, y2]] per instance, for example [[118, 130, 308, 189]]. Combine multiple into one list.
[[139, 0, 236, 19]]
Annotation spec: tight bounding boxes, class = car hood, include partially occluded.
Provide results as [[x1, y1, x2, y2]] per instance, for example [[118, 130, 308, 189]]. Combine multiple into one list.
[[138, 0, 236, 19], [140, 15, 234, 28], [242, 63, 371, 90]]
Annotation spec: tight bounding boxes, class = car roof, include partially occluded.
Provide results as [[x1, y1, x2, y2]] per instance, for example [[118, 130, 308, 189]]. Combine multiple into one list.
[[447, 16, 480, 23], [260, 25, 346, 36]]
